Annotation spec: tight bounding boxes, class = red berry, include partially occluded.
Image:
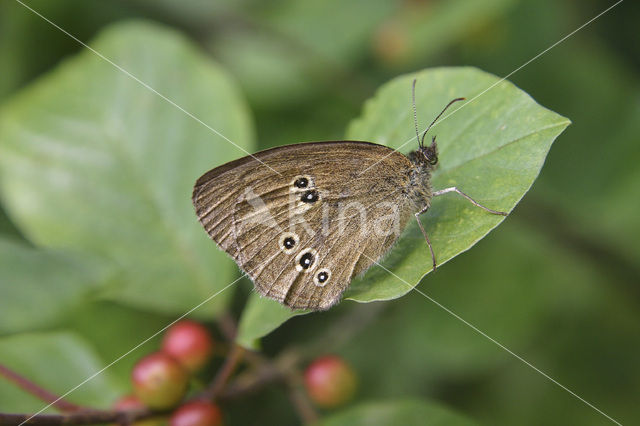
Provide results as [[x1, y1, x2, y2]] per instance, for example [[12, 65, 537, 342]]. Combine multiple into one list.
[[170, 401, 223, 426], [304, 355, 357, 408], [132, 352, 189, 409], [162, 320, 214, 372]]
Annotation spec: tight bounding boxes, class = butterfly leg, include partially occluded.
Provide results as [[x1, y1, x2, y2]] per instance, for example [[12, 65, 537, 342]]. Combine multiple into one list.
[[415, 208, 438, 271], [433, 187, 508, 216]]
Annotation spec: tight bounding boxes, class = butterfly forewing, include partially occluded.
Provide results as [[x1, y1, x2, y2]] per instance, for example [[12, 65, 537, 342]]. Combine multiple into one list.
[[193, 141, 415, 310]]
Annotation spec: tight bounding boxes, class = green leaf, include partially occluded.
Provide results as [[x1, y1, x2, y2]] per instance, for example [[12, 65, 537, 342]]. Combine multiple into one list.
[[345, 67, 569, 301], [64, 301, 178, 389], [0, 204, 24, 239], [0, 238, 111, 335], [235, 67, 569, 347], [0, 331, 123, 412], [321, 399, 476, 426], [236, 292, 307, 349], [0, 21, 253, 316]]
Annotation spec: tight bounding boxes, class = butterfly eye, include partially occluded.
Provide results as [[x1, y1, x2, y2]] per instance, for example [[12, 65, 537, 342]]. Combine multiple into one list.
[[279, 232, 299, 254], [300, 190, 319, 203], [295, 248, 317, 272], [314, 268, 331, 287], [294, 177, 308, 188]]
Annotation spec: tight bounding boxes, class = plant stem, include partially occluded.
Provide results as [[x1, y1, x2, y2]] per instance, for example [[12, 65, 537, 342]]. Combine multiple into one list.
[[216, 311, 238, 341], [0, 314, 324, 425], [0, 364, 84, 413], [0, 362, 287, 426], [217, 363, 284, 401], [0, 409, 153, 426], [203, 344, 245, 401], [285, 371, 319, 425]]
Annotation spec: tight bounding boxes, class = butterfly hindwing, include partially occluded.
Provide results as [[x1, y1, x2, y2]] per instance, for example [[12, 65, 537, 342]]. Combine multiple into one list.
[[193, 141, 416, 310]]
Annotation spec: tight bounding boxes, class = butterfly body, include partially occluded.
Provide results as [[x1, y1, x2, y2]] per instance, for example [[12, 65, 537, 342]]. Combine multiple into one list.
[[193, 141, 437, 311]]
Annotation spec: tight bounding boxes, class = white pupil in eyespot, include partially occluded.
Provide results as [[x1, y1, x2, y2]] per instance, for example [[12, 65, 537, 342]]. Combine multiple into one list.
[[283, 237, 295, 249], [294, 177, 308, 188], [299, 252, 314, 269], [301, 190, 319, 203]]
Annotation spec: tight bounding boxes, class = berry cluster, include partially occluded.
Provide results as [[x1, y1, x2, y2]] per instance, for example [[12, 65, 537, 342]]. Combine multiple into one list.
[[112, 319, 358, 424], [115, 320, 222, 426]]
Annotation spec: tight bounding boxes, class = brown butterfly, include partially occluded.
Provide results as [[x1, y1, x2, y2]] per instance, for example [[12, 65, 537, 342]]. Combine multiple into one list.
[[193, 81, 507, 311]]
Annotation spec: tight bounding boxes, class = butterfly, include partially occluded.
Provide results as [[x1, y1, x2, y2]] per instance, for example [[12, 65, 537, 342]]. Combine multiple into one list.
[[192, 81, 507, 311]]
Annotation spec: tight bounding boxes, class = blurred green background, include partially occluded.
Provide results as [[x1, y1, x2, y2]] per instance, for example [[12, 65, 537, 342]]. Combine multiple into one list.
[[0, 0, 638, 425]]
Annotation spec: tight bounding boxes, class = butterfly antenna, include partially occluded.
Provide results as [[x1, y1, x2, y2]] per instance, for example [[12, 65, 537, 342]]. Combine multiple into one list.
[[412, 79, 422, 148], [419, 97, 466, 147]]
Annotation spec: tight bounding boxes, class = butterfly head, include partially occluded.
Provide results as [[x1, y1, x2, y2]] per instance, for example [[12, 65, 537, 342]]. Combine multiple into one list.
[[416, 135, 438, 167], [410, 79, 464, 170]]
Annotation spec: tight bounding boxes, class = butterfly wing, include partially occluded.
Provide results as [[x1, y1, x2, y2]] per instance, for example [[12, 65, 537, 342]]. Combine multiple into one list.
[[193, 141, 416, 310]]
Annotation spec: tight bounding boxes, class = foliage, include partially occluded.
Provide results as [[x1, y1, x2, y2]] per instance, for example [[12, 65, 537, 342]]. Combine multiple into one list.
[[320, 399, 476, 426], [0, 22, 253, 317], [0, 0, 637, 424]]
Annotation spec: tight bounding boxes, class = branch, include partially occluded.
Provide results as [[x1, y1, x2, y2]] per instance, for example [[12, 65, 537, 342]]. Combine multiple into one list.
[[216, 311, 321, 423], [303, 303, 386, 359], [0, 357, 308, 425], [1, 313, 324, 425], [0, 408, 155, 426], [217, 363, 284, 401], [0, 364, 84, 413], [202, 344, 245, 401], [216, 311, 238, 342], [216, 349, 299, 401], [284, 371, 318, 425]]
